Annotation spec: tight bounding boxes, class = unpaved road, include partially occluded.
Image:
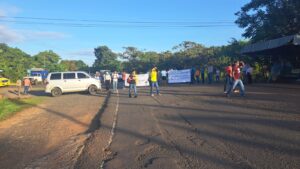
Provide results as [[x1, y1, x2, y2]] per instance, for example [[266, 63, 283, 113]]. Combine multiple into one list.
[[0, 84, 300, 169]]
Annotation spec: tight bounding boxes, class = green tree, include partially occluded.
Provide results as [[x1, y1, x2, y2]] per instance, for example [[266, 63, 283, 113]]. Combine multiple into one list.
[[0, 43, 32, 81], [235, 0, 300, 42], [93, 46, 121, 71], [60, 60, 88, 71], [32, 50, 64, 72]]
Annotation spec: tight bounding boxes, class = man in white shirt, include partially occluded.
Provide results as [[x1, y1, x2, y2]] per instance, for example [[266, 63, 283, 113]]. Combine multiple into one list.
[[161, 70, 167, 85], [112, 71, 119, 92], [104, 72, 111, 91], [246, 65, 253, 84], [207, 65, 214, 84]]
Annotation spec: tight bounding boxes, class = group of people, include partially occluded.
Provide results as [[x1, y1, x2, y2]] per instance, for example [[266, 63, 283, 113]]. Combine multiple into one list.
[[95, 71, 127, 93], [13, 77, 32, 96], [191, 66, 221, 84], [97, 66, 162, 98], [97, 61, 252, 98], [224, 60, 247, 97], [125, 66, 162, 98]]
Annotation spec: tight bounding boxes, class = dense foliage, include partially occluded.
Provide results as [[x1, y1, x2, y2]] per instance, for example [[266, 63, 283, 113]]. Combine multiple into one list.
[[1, 40, 251, 82], [0, 43, 88, 81], [235, 0, 300, 42]]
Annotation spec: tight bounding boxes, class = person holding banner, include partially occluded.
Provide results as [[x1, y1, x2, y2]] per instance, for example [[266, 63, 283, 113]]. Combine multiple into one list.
[[150, 66, 161, 96], [128, 70, 138, 98]]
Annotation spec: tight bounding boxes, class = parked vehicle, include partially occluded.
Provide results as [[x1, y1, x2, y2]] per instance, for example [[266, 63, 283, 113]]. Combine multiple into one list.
[[0, 77, 10, 87], [27, 68, 48, 84], [23, 74, 42, 85], [45, 71, 101, 97], [30, 68, 48, 81]]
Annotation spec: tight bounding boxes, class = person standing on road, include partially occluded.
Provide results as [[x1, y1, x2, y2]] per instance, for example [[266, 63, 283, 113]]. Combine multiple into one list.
[[195, 68, 200, 84], [200, 66, 205, 84], [121, 70, 126, 89], [224, 64, 233, 93], [23, 77, 31, 95], [128, 70, 137, 98], [215, 69, 220, 82], [112, 71, 118, 93], [16, 79, 22, 96], [161, 70, 167, 86], [95, 71, 102, 91], [104, 72, 111, 91], [150, 66, 161, 96], [191, 67, 196, 84], [207, 64, 214, 84], [246, 65, 253, 84]]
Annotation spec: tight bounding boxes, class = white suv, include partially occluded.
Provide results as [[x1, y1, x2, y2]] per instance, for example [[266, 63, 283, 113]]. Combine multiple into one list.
[[45, 71, 101, 97]]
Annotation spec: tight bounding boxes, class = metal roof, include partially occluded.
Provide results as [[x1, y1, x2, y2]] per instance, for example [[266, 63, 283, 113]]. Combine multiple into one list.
[[241, 34, 300, 55]]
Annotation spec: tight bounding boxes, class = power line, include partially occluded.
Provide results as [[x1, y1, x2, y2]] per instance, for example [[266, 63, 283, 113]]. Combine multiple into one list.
[[0, 16, 234, 24], [0, 18, 236, 28]]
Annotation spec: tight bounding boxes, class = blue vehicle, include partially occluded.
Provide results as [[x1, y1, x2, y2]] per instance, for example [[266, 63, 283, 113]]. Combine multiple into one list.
[[30, 68, 49, 80]]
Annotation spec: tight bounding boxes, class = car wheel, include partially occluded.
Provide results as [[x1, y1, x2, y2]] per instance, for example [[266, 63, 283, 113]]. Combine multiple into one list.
[[51, 87, 62, 97], [88, 85, 97, 95]]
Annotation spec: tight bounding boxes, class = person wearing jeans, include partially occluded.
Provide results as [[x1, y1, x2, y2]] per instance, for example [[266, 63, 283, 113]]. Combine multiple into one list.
[[224, 65, 233, 93], [150, 67, 161, 96], [112, 71, 118, 93], [226, 61, 245, 97], [128, 71, 137, 98], [23, 78, 31, 95], [228, 79, 245, 96], [207, 65, 213, 84]]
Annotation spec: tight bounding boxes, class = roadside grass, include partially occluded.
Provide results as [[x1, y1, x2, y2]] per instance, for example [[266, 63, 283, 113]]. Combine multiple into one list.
[[0, 97, 45, 121]]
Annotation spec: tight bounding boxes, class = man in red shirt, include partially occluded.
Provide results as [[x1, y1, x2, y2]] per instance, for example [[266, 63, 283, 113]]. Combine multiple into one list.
[[226, 61, 245, 97], [224, 64, 233, 93]]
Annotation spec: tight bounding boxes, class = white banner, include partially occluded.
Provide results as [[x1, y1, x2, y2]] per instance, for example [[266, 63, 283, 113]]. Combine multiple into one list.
[[168, 69, 191, 83], [125, 73, 150, 87]]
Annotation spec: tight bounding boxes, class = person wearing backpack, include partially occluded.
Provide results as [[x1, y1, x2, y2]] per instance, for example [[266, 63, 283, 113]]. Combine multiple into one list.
[[127, 70, 138, 98]]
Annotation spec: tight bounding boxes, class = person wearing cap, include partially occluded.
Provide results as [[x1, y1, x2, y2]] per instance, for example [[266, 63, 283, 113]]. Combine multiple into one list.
[[149, 66, 161, 96]]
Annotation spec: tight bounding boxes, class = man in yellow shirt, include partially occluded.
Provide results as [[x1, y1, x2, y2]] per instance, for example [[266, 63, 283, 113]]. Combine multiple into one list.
[[150, 67, 161, 96]]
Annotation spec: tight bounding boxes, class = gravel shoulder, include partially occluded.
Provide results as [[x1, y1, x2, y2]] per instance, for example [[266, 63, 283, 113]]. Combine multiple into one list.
[[0, 90, 106, 169]]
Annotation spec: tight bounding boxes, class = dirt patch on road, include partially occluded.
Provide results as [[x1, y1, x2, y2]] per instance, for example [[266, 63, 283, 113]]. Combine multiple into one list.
[[0, 91, 107, 169]]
